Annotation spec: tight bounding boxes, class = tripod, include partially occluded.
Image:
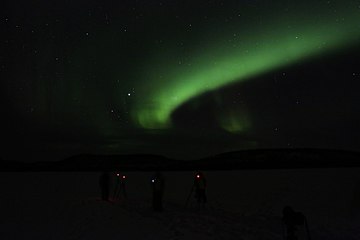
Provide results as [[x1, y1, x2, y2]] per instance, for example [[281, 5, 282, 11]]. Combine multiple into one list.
[[185, 183, 195, 207], [113, 175, 127, 201], [282, 215, 311, 240], [185, 183, 207, 208]]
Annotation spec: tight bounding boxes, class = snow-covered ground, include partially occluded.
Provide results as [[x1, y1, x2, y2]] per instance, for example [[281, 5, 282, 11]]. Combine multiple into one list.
[[1, 168, 360, 239]]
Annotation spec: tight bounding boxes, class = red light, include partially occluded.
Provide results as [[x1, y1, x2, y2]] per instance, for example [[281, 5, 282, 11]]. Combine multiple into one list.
[[122, 175, 126, 179], [116, 173, 120, 177], [196, 175, 200, 178]]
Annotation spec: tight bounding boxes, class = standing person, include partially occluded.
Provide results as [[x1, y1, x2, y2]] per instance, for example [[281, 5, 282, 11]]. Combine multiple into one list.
[[282, 206, 308, 240], [194, 171, 207, 207], [99, 172, 110, 201], [151, 171, 165, 212]]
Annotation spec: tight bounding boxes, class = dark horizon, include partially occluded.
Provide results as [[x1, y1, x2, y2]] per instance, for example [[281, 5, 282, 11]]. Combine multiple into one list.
[[2, 148, 360, 173]]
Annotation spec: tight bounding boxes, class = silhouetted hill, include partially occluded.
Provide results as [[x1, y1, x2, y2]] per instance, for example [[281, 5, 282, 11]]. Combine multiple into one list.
[[33, 154, 183, 171], [0, 159, 33, 171], [182, 148, 360, 170], [1, 154, 183, 171], [1, 148, 360, 171]]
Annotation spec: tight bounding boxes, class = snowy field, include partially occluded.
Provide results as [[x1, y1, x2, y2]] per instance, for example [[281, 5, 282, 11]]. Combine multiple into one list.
[[1, 168, 360, 239]]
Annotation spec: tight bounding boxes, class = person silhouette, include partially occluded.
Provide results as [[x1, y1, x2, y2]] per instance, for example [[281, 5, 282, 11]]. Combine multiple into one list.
[[282, 206, 307, 240], [194, 171, 207, 207], [151, 171, 165, 212], [99, 172, 110, 201]]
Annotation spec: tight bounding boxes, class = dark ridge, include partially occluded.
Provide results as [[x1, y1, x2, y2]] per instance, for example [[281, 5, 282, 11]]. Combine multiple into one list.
[[31, 154, 183, 171], [0, 148, 360, 172], [182, 148, 360, 171], [0, 159, 33, 171]]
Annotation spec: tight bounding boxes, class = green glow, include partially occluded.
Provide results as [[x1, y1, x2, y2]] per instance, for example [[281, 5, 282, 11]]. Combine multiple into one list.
[[219, 110, 251, 133], [131, 5, 360, 129]]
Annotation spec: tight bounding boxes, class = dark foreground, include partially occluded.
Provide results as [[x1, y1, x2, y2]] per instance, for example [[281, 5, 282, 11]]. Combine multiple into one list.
[[1, 168, 360, 239]]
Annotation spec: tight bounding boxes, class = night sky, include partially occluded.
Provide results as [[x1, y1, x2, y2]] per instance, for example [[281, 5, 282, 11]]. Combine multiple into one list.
[[2, 0, 360, 161]]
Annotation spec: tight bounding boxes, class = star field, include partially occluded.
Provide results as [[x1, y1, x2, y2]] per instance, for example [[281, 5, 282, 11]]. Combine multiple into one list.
[[2, 0, 360, 159]]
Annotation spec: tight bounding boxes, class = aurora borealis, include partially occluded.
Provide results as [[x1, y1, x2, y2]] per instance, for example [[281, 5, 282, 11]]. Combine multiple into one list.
[[132, 3, 360, 129], [2, 0, 360, 160]]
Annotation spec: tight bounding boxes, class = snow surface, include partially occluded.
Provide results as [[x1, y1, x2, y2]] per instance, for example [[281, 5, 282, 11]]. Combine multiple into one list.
[[1, 169, 360, 239]]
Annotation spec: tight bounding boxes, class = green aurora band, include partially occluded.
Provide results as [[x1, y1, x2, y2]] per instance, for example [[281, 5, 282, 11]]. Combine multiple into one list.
[[131, 5, 360, 130]]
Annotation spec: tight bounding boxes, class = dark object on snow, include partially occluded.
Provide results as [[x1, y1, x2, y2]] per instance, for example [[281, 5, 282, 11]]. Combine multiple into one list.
[[113, 172, 127, 200], [99, 172, 110, 201], [194, 171, 207, 205], [152, 172, 165, 211], [282, 206, 311, 240], [185, 171, 207, 208]]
